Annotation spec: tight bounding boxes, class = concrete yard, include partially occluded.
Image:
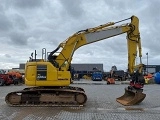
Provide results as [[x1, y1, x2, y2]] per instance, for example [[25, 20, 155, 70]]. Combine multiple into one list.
[[1, 80, 160, 120]]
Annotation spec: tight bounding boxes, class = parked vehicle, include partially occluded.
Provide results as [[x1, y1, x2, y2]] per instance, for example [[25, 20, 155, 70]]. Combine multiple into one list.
[[92, 71, 103, 81]]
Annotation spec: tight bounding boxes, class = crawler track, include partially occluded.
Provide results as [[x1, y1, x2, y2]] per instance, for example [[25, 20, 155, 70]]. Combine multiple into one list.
[[5, 86, 87, 107]]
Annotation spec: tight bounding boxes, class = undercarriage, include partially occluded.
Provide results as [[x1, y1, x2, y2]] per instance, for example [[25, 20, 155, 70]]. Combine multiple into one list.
[[5, 86, 87, 107]]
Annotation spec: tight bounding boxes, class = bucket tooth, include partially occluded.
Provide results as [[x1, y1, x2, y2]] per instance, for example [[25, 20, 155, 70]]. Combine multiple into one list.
[[116, 87, 146, 106]]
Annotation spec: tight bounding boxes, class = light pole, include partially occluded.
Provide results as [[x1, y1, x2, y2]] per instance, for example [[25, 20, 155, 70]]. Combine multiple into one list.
[[146, 52, 148, 73]]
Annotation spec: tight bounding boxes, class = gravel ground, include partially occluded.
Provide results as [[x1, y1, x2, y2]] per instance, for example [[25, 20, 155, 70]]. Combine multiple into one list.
[[0, 80, 160, 120]]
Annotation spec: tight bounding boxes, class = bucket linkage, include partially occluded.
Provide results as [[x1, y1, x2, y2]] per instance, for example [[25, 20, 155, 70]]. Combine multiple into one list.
[[117, 70, 146, 106]]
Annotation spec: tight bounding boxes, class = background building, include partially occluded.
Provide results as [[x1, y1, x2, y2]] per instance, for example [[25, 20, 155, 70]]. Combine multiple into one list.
[[71, 63, 103, 72], [71, 63, 103, 79], [145, 65, 160, 73], [19, 63, 25, 69]]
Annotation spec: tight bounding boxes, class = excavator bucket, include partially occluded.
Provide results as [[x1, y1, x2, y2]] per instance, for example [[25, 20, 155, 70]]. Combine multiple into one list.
[[116, 87, 146, 106]]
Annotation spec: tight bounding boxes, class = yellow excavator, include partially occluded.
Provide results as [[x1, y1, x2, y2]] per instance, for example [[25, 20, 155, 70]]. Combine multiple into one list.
[[5, 15, 146, 106]]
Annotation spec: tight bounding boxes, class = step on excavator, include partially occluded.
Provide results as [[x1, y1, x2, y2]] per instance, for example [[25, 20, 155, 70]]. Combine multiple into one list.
[[5, 15, 146, 107]]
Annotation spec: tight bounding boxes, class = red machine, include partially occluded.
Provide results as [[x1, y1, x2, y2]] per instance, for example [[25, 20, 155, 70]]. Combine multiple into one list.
[[0, 70, 13, 86], [0, 70, 22, 86]]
